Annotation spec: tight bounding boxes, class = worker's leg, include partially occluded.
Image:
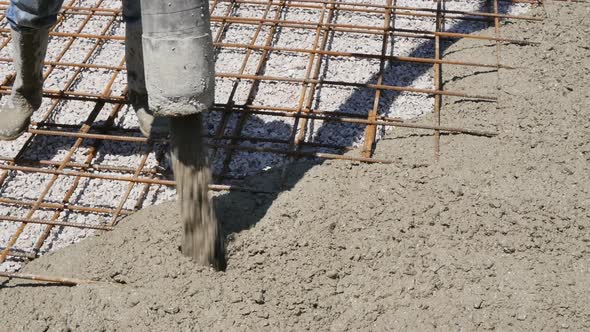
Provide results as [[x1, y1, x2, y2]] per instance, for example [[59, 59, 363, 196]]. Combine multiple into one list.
[[123, 0, 168, 138], [6, 0, 65, 31], [0, 0, 64, 140]]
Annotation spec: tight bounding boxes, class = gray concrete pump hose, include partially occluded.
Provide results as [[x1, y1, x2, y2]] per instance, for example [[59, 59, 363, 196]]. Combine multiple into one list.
[[140, 0, 215, 117]]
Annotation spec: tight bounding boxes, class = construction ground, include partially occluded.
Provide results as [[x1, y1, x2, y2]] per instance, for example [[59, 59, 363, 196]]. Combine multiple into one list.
[[0, 0, 589, 330]]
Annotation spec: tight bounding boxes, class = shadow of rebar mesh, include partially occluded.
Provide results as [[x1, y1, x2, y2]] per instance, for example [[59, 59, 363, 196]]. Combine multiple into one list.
[[0, 0, 543, 274]]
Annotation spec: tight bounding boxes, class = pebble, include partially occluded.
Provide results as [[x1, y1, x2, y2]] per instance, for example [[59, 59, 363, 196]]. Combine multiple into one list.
[[164, 306, 180, 315], [253, 290, 265, 304], [257, 311, 270, 319]]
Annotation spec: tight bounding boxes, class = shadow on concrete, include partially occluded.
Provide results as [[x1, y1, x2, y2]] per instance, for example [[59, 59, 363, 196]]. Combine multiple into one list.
[[215, 2, 509, 243]]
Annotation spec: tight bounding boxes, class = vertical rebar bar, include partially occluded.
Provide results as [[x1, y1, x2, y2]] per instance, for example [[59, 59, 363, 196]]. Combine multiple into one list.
[[361, 0, 393, 158], [433, 0, 443, 160]]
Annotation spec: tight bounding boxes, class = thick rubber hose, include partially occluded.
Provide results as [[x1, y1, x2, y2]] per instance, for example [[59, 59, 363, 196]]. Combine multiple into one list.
[[140, 0, 215, 117]]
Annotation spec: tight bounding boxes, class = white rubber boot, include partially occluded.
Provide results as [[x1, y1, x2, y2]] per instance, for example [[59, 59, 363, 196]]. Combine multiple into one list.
[[0, 28, 48, 141], [125, 21, 169, 138]]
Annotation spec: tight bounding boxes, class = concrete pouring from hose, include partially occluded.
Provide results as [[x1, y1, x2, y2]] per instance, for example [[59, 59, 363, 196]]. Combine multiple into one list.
[[140, 0, 225, 270]]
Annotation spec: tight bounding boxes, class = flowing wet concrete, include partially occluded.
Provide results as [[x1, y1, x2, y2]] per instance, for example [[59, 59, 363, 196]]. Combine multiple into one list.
[[1, 2, 589, 331], [170, 114, 225, 270]]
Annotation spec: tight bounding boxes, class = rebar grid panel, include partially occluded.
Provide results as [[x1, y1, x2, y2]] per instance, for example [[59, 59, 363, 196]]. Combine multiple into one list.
[[0, 0, 541, 272]]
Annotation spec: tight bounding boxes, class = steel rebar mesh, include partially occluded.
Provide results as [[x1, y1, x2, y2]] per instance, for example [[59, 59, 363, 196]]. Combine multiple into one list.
[[0, 0, 540, 273]]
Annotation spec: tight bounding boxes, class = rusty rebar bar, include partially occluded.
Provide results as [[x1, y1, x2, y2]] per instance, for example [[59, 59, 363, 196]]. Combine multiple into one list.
[[0, 272, 96, 286], [0, 197, 133, 216], [433, 0, 443, 160], [0, 215, 114, 231], [280, 0, 335, 182], [0, 0, 544, 22], [214, 72, 498, 101], [5, 108, 498, 143], [361, 0, 393, 158]]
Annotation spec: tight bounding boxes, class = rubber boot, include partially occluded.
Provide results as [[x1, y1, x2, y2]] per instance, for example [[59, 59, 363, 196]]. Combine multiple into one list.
[[0, 28, 48, 141], [125, 21, 169, 138]]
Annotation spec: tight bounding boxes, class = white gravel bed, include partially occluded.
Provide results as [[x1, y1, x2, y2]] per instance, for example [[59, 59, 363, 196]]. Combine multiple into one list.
[[0, 0, 528, 272]]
